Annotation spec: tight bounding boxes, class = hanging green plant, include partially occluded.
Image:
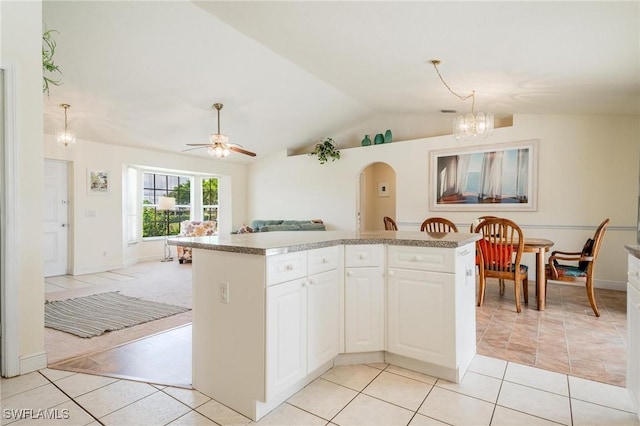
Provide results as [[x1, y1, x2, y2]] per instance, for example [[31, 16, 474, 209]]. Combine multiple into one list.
[[309, 137, 341, 164], [42, 25, 62, 96]]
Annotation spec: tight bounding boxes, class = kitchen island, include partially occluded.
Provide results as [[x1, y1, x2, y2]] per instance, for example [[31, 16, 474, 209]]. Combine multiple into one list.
[[170, 230, 479, 421]]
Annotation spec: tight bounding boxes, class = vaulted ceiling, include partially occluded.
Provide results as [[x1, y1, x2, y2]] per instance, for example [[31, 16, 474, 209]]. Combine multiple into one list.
[[42, 1, 639, 164]]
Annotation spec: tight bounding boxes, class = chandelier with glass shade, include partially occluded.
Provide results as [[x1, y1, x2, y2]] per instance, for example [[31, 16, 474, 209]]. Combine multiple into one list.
[[431, 60, 494, 141], [56, 103, 76, 147]]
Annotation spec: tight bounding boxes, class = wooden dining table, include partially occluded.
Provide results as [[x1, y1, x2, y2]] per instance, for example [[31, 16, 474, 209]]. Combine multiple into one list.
[[523, 238, 555, 310]]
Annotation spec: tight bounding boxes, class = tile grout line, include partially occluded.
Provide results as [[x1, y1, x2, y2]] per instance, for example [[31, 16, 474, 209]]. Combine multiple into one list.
[[38, 370, 105, 425]]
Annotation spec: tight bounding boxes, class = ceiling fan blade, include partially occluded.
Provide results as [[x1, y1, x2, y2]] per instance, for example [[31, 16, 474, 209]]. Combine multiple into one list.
[[229, 146, 256, 157], [182, 146, 207, 152], [186, 143, 211, 146]]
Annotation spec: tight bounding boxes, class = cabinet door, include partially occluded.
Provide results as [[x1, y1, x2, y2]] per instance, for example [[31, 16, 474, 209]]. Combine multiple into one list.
[[266, 279, 307, 398], [387, 268, 455, 366], [307, 269, 340, 372], [345, 267, 384, 353]]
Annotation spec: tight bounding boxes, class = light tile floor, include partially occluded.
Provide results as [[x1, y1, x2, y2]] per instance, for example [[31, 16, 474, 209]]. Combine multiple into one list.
[[2, 355, 638, 425]]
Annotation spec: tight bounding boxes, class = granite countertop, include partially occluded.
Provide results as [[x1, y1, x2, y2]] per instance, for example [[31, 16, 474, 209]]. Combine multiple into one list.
[[168, 230, 481, 256], [626, 244, 640, 259]]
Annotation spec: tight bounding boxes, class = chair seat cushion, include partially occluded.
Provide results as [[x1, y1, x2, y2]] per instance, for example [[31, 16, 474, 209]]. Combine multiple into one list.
[[546, 264, 587, 278], [478, 240, 514, 267]]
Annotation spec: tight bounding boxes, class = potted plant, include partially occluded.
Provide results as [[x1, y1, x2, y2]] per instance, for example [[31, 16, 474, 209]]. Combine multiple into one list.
[[42, 25, 62, 96], [309, 137, 341, 164]]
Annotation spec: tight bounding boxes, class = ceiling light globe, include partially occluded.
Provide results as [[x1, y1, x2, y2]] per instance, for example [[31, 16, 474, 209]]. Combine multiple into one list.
[[55, 129, 76, 147], [210, 133, 229, 144]]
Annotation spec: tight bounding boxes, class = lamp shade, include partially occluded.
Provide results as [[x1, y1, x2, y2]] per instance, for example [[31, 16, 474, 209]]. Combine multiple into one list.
[[158, 196, 176, 211]]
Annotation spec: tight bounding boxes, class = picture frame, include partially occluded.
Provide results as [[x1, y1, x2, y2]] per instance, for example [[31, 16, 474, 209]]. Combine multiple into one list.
[[87, 169, 110, 195], [429, 139, 538, 211]]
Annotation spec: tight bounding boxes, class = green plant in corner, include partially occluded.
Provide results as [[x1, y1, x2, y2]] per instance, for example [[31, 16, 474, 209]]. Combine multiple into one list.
[[310, 137, 341, 164], [42, 25, 62, 96]]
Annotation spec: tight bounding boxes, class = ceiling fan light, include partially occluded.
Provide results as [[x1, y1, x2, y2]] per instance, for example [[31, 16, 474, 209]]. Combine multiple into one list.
[[209, 133, 229, 144]]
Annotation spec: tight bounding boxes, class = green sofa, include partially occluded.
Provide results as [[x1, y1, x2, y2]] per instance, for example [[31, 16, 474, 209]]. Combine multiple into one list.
[[250, 219, 326, 232]]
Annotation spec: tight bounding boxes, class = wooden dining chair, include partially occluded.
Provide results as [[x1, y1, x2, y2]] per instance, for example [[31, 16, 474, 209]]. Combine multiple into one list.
[[475, 217, 529, 313], [469, 215, 499, 232], [546, 218, 609, 317], [383, 216, 398, 230], [421, 217, 458, 232]]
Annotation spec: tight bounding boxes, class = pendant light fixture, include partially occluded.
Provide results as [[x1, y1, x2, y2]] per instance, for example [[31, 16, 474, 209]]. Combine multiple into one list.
[[55, 103, 76, 147], [431, 60, 494, 141]]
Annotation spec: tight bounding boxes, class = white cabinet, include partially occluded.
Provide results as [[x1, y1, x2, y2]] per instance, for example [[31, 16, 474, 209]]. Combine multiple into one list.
[[191, 236, 478, 421], [266, 278, 307, 398], [266, 246, 340, 398], [627, 253, 640, 418], [308, 269, 340, 371], [387, 268, 455, 366], [387, 244, 476, 379], [344, 245, 384, 353]]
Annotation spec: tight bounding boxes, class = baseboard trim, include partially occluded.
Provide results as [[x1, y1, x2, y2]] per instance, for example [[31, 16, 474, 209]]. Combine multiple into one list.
[[548, 279, 627, 292], [20, 351, 47, 375]]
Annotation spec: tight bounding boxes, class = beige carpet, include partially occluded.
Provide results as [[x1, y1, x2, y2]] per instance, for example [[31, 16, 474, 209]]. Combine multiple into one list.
[[45, 260, 193, 364]]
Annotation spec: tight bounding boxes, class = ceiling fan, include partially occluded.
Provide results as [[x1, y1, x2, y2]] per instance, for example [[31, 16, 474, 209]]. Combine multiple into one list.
[[184, 103, 256, 158]]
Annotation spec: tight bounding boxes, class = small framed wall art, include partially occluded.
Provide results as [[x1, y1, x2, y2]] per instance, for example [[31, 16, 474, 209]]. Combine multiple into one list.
[[87, 169, 110, 195]]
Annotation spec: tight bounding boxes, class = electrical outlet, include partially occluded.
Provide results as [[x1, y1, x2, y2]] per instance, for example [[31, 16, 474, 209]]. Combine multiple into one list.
[[219, 282, 230, 304]]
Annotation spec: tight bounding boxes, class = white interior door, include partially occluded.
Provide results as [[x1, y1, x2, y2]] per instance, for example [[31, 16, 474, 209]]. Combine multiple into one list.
[[44, 160, 69, 277]]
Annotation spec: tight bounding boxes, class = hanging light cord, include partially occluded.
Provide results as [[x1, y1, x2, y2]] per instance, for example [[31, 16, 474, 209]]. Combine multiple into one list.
[[64, 106, 69, 132], [431, 60, 476, 114]]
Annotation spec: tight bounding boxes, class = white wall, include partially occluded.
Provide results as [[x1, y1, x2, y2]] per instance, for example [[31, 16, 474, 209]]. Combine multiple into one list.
[[44, 136, 248, 274], [1, 1, 47, 374], [248, 114, 640, 288]]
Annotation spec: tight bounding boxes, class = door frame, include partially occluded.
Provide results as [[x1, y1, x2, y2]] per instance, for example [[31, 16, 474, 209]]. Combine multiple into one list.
[[1, 63, 20, 377]]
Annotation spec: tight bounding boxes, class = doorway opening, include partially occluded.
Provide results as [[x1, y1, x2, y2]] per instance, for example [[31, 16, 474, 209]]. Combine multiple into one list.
[[358, 162, 397, 231]]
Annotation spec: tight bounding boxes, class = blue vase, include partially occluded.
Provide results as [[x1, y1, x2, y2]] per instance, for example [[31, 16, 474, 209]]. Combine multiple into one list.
[[384, 129, 392, 143], [361, 135, 371, 146], [374, 133, 384, 144]]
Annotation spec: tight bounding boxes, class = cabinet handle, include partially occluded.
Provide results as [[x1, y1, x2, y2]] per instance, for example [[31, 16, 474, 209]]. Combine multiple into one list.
[[346, 271, 353, 277], [629, 271, 640, 278], [388, 270, 395, 276], [358, 254, 365, 259], [308, 279, 316, 285], [322, 258, 328, 264], [459, 249, 470, 256], [466, 269, 473, 277], [285, 264, 293, 271]]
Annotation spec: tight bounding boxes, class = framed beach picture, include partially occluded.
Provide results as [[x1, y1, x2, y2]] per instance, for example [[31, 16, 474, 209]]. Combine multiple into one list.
[[87, 169, 110, 195], [429, 140, 538, 211]]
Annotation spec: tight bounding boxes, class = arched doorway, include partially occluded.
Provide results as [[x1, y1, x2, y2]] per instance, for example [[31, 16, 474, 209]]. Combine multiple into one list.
[[358, 162, 397, 231]]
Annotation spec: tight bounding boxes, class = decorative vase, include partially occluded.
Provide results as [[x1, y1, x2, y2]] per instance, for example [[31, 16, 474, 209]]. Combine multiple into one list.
[[374, 133, 384, 144], [384, 129, 392, 143], [361, 135, 371, 146]]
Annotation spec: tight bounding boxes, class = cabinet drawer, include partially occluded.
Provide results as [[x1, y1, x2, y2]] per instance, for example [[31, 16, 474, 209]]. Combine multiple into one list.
[[308, 246, 340, 275], [267, 252, 307, 286], [388, 245, 454, 273], [345, 244, 384, 268]]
